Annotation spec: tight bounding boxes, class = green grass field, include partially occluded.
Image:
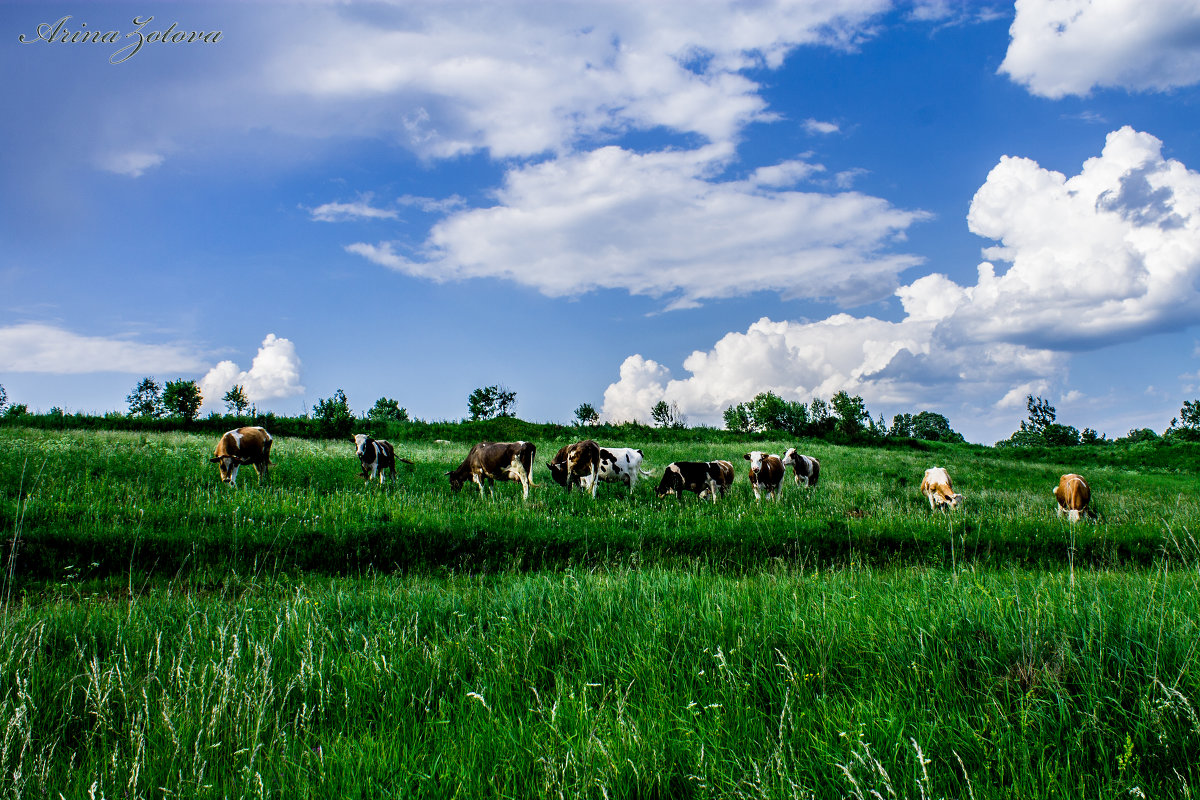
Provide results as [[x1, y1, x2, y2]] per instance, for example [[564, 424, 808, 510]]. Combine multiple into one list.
[[1, 426, 1199, 798]]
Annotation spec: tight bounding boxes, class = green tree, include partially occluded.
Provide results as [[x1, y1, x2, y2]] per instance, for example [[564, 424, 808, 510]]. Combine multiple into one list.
[[223, 385, 250, 415], [650, 400, 686, 429], [3, 403, 28, 419], [830, 390, 871, 439], [0, 383, 6, 414], [162, 380, 203, 423], [468, 385, 517, 420], [313, 389, 354, 436], [723, 402, 753, 433], [1022, 395, 1056, 435], [574, 402, 600, 426], [910, 411, 965, 443], [889, 413, 914, 438], [367, 397, 410, 422], [126, 377, 165, 418]]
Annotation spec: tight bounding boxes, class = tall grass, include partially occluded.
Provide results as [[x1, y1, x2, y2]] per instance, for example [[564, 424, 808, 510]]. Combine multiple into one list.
[[1, 567, 1199, 797]]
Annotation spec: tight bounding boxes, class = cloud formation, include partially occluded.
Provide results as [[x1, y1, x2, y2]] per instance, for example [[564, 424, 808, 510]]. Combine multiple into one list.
[[348, 145, 927, 309], [0, 323, 207, 374], [1001, 0, 1200, 98], [199, 334, 305, 411], [602, 127, 1200, 430]]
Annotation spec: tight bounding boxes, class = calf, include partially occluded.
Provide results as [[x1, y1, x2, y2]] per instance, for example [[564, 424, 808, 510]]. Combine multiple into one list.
[[782, 449, 820, 487], [447, 441, 536, 500], [1054, 473, 1092, 522], [353, 433, 413, 483], [745, 451, 785, 501], [547, 439, 602, 497], [210, 426, 273, 487], [920, 466, 963, 510], [596, 446, 653, 494], [656, 460, 733, 503]]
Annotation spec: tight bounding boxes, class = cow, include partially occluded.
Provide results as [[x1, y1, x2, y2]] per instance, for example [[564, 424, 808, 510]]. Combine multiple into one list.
[[745, 451, 785, 501], [920, 466, 963, 510], [353, 433, 413, 483], [447, 441, 536, 500], [210, 426, 273, 487], [656, 460, 733, 503], [1054, 473, 1092, 522], [781, 449, 820, 487], [596, 446, 653, 494], [547, 439, 602, 497]]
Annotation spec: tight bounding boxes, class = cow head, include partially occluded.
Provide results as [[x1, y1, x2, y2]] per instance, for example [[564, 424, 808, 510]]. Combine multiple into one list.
[[655, 464, 682, 498], [781, 448, 797, 466], [446, 471, 465, 492], [353, 433, 371, 459], [209, 454, 246, 484], [546, 459, 569, 487], [744, 451, 766, 474]]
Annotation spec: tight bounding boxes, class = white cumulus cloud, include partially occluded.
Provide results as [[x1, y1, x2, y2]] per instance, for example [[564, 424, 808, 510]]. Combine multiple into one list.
[[0, 323, 207, 374], [1001, 0, 1200, 98], [98, 151, 165, 178], [348, 145, 928, 309], [200, 334, 305, 411]]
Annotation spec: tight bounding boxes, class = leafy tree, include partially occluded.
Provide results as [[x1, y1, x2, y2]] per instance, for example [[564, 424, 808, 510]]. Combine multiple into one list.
[[367, 397, 410, 422], [1122, 427, 1160, 444], [3, 403, 28, 418], [49, 406, 66, 417], [162, 380, 203, 423], [126, 377, 165, 418], [1182, 400, 1200, 429], [574, 402, 600, 426], [830, 390, 871, 439], [1021, 395, 1056, 436], [723, 402, 753, 433], [1080, 427, 1106, 444], [650, 400, 687, 429], [223, 385, 250, 416], [0, 383, 6, 414], [889, 413, 914, 438], [910, 411, 965, 443], [468, 385, 517, 420], [313, 389, 354, 436], [1042, 423, 1081, 447]]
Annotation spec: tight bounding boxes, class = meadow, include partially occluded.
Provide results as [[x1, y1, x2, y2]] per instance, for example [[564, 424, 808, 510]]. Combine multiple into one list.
[[1, 425, 1199, 798]]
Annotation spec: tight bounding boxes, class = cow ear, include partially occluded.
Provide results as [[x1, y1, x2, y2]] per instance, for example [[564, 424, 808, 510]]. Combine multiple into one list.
[[743, 453, 751, 460], [208, 457, 221, 463]]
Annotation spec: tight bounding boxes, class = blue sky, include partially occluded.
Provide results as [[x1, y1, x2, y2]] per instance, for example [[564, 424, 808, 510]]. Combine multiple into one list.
[[3, 0, 1200, 444]]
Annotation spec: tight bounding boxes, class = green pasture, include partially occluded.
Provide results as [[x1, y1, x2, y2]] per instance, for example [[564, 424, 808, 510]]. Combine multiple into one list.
[[1, 426, 1199, 798]]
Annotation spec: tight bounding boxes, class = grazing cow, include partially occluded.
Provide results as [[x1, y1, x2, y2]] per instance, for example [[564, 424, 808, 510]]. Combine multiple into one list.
[[353, 433, 413, 483], [782, 449, 820, 487], [920, 466, 963, 510], [745, 451, 785, 501], [1054, 473, 1092, 522], [447, 441, 537, 500], [596, 446, 653, 494], [657, 460, 733, 503], [547, 439, 602, 497], [210, 426, 273, 487]]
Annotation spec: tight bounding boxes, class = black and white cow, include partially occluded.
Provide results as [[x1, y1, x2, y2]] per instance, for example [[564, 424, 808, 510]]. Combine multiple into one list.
[[353, 433, 412, 483], [447, 441, 537, 500], [782, 449, 820, 487], [656, 460, 734, 503], [745, 451, 785, 501], [596, 446, 652, 494]]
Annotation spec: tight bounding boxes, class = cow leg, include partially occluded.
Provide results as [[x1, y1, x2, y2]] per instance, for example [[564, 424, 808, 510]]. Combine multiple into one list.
[[752, 483, 761, 501]]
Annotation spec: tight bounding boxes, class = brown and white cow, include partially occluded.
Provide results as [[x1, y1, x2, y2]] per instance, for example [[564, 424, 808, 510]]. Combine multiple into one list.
[[781, 449, 820, 487], [596, 446, 652, 494], [1054, 473, 1092, 522], [353, 433, 413, 483], [920, 466, 963, 510], [745, 451, 785, 501], [210, 426, 273, 487], [447, 441, 536, 500], [547, 439, 601, 497], [656, 460, 733, 503]]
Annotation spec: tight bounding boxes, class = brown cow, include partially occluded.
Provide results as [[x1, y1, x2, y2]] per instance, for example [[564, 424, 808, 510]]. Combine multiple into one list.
[[546, 439, 602, 497], [920, 466, 963, 510], [1054, 473, 1092, 522], [210, 426, 273, 487], [447, 441, 536, 500], [745, 451, 785, 501]]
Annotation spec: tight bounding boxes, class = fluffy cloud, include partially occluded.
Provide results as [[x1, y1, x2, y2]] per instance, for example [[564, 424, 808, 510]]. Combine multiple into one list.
[[98, 151, 165, 178], [0, 323, 207, 373], [199, 334, 304, 411], [1001, 0, 1200, 98], [348, 145, 927, 308], [310, 199, 399, 222], [603, 127, 1200, 432]]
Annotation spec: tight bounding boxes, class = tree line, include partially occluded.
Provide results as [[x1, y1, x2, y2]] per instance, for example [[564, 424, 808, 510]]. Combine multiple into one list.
[[3, 377, 1200, 448]]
